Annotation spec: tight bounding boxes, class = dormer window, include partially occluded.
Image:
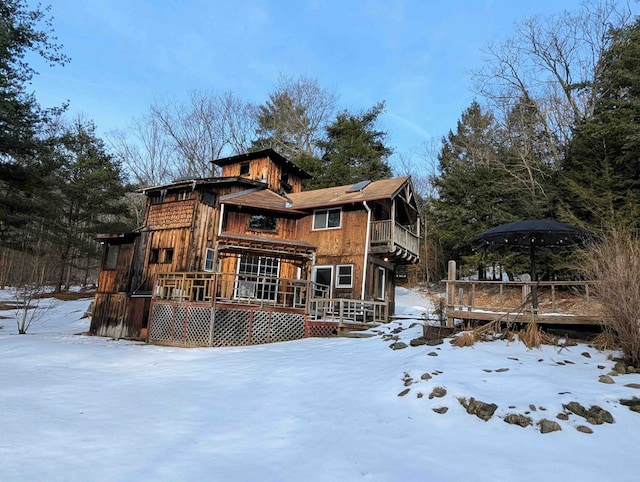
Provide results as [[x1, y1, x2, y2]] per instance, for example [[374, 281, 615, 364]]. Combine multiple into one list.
[[239, 162, 250, 176], [249, 214, 277, 232]]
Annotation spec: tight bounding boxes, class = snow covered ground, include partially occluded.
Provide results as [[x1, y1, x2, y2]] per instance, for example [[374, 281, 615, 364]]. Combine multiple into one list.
[[1, 287, 640, 481]]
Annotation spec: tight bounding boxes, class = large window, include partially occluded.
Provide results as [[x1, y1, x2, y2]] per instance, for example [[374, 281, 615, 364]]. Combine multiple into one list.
[[234, 255, 280, 301], [336, 264, 353, 288], [249, 214, 277, 232], [313, 208, 341, 230]]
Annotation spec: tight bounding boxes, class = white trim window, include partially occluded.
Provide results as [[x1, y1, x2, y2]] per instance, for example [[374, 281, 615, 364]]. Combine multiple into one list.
[[234, 255, 280, 301], [203, 248, 215, 272], [335, 264, 353, 288], [376, 266, 386, 300], [313, 207, 341, 230]]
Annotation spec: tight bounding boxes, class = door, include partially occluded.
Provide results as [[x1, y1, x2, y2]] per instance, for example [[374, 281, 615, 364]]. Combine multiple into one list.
[[312, 266, 333, 298]]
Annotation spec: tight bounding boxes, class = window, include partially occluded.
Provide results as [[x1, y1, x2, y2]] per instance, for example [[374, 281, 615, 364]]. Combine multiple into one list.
[[376, 266, 386, 299], [149, 248, 160, 264], [150, 189, 166, 205], [104, 244, 119, 270], [249, 214, 277, 232], [313, 208, 341, 230], [336, 264, 353, 288], [202, 191, 217, 207], [234, 255, 279, 301], [150, 248, 173, 264], [203, 248, 215, 272], [239, 162, 250, 175], [176, 191, 191, 201]]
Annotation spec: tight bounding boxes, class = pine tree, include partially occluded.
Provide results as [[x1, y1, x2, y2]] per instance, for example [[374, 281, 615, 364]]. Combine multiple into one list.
[[316, 102, 393, 189], [562, 18, 640, 230]]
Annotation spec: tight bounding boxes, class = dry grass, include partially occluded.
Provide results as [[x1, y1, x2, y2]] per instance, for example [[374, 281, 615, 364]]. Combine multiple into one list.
[[581, 228, 640, 365]]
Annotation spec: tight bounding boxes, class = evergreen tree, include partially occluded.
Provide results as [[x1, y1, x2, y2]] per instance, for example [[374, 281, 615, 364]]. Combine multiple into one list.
[[315, 102, 393, 189], [430, 102, 514, 267], [49, 120, 133, 291], [562, 18, 640, 230], [0, 0, 68, 245]]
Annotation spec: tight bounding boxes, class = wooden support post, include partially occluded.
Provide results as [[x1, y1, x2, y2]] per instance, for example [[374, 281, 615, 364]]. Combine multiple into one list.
[[446, 260, 456, 327]]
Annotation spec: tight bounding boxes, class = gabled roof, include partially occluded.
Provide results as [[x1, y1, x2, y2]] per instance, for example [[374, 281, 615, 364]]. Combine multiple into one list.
[[212, 148, 312, 179], [220, 188, 305, 215], [287, 176, 413, 209], [139, 176, 263, 195]]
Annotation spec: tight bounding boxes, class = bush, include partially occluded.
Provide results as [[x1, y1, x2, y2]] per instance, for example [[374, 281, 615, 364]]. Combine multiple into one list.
[[582, 228, 640, 365]]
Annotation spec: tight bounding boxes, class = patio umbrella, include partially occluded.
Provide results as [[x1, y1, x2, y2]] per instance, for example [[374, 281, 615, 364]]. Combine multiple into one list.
[[469, 220, 598, 311]]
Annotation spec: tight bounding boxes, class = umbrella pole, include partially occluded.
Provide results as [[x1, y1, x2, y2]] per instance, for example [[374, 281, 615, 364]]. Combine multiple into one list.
[[530, 244, 538, 314]]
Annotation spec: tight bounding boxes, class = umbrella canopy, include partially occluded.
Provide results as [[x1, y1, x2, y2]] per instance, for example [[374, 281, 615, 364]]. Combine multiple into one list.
[[470, 220, 598, 312], [470, 220, 597, 254]]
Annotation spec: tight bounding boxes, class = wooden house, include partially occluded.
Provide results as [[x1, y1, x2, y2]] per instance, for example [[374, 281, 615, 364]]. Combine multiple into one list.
[[91, 149, 421, 346]]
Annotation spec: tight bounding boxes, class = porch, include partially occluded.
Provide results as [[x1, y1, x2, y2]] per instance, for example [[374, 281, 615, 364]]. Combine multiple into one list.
[[369, 220, 420, 263], [148, 272, 389, 346], [444, 261, 606, 327]]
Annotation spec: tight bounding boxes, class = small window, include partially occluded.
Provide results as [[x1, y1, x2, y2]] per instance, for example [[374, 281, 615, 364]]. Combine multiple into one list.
[[104, 244, 119, 270], [202, 191, 217, 207], [204, 248, 215, 272], [249, 214, 277, 232], [164, 248, 174, 264], [336, 264, 353, 288], [176, 191, 191, 201], [313, 208, 341, 230], [150, 194, 164, 205], [239, 162, 250, 176], [149, 248, 160, 264]]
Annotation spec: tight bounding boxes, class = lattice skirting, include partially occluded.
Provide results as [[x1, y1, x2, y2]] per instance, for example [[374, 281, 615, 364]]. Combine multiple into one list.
[[307, 321, 339, 338], [148, 302, 306, 347]]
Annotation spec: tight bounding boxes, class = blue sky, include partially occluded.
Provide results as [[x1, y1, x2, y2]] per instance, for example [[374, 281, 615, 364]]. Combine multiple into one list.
[[28, 0, 633, 165]]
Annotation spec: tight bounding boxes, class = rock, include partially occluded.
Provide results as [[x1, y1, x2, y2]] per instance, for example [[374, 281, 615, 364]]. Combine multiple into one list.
[[398, 388, 410, 397], [564, 360, 575, 365], [459, 397, 498, 421], [620, 397, 640, 413], [624, 383, 640, 389], [597, 365, 605, 369], [538, 419, 562, 434], [556, 361, 566, 366], [508, 357, 519, 361], [582, 352, 591, 358], [495, 368, 509, 373], [483, 369, 493, 373], [420, 373, 432, 381], [427, 351, 438, 357], [599, 375, 616, 384], [556, 413, 569, 421], [563, 401, 588, 418], [613, 361, 627, 374], [529, 404, 537, 411], [426, 339, 444, 346], [629, 366, 637, 374], [404, 379, 413, 387], [564, 402, 614, 424], [390, 342, 408, 350], [585, 406, 614, 424], [504, 414, 532, 427], [429, 386, 447, 399], [391, 327, 404, 334], [577, 425, 593, 434], [409, 337, 428, 347], [432, 407, 449, 414], [539, 406, 547, 411], [417, 392, 424, 399]]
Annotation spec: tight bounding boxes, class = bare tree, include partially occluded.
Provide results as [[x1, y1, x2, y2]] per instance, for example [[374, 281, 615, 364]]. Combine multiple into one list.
[[474, 0, 634, 153], [150, 90, 255, 179], [109, 112, 178, 186], [253, 74, 338, 159]]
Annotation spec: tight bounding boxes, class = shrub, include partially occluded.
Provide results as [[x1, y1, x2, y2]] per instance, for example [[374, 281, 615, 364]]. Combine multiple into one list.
[[582, 228, 640, 365]]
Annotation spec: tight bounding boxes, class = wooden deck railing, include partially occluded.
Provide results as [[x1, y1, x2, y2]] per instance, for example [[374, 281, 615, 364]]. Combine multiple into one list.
[[444, 261, 605, 326], [370, 220, 420, 258], [154, 272, 324, 309], [308, 298, 389, 326]]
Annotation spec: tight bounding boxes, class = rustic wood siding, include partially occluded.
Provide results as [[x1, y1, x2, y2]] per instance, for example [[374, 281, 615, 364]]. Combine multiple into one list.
[[147, 199, 195, 229], [189, 195, 219, 271], [220, 156, 303, 193], [224, 210, 298, 240], [97, 242, 136, 293]]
